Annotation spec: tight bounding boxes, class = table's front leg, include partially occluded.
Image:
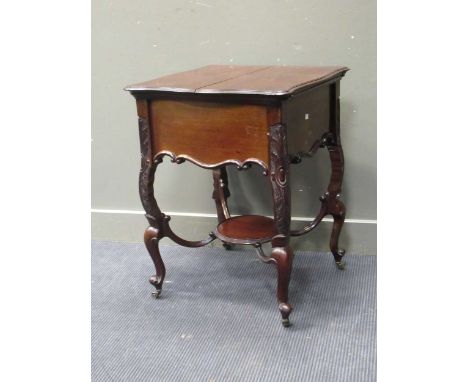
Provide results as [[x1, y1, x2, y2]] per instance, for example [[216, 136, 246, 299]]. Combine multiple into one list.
[[269, 123, 294, 327], [138, 117, 166, 298]]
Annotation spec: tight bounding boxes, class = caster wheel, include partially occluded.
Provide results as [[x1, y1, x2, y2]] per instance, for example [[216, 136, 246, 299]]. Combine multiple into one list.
[[151, 290, 161, 299], [335, 261, 346, 270], [281, 318, 291, 327], [223, 243, 233, 250]]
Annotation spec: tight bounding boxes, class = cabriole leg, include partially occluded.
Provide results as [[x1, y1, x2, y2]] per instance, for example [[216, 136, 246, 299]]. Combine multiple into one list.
[[138, 117, 167, 296], [144, 227, 166, 298], [269, 123, 294, 327], [271, 242, 294, 327], [325, 144, 346, 270]]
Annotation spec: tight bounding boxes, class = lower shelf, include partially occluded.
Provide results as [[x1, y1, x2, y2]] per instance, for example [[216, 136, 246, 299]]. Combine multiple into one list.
[[214, 215, 278, 245]]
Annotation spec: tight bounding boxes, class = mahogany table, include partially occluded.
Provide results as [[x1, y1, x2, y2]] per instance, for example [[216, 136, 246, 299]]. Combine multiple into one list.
[[125, 65, 349, 327]]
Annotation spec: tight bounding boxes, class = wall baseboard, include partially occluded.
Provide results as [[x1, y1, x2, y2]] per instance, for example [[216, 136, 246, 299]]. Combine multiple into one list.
[[91, 210, 376, 255]]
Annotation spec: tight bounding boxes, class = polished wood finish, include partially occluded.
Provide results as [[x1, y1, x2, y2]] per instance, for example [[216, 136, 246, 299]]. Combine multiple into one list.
[[150, 99, 273, 168], [144, 227, 165, 298], [126, 64, 348, 96], [269, 123, 291, 240], [200, 66, 347, 95], [127, 65, 269, 93], [127, 64, 349, 327], [285, 85, 330, 158], [268, 122, 294, 325], [289, 82, 346, 268], [215, 215, 277, 243], [271, 246, 294, 326], [138, 111, 217, 297]]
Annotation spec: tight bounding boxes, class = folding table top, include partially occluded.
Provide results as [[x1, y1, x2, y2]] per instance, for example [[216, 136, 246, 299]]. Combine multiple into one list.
[[125, 65, 348, 96]]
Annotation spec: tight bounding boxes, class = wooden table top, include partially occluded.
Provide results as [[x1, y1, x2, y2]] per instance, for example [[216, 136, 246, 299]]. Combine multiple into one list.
[[125, 65, 348, 96]]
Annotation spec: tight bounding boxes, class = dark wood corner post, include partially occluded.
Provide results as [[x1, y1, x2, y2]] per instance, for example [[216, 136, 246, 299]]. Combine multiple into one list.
[[269, 123, 294, 327], [323, 82, 346, 268], [137, 107, 167, 298]]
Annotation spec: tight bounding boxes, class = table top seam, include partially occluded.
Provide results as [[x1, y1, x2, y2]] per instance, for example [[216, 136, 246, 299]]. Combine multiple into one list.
[[193, 66, 272, 92]]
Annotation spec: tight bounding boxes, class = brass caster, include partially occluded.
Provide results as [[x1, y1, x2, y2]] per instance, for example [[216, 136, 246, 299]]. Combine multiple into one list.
[[151, 290, 162, 299], [335, 261, 346, 270], [279, 302, 292, 327]]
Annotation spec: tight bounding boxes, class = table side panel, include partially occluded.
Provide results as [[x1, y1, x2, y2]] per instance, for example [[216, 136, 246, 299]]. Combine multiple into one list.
[[149, 99, 277, 168], [284, 85, 330, 156]]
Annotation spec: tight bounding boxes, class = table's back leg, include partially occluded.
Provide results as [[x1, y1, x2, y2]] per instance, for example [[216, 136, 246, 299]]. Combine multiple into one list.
[[325, 144, 346, 270], [326, 82, 346, 269], [212, 166, 232, 250], [138, 117, 166, 298], [269, 123, 294, 327]]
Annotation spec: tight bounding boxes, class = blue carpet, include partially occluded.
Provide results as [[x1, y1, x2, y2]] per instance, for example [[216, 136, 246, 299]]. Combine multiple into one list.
[[92, 241, 376, 381]]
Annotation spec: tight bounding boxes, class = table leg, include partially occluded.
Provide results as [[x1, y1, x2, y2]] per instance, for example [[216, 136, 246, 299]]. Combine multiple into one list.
[[138, 117, 166, 298], [144, 225, 165, 298], [323, 143, 346, 269], [269, 123, 294, 327], [212, 166, 232, 250], [326, 82, 347, 269]]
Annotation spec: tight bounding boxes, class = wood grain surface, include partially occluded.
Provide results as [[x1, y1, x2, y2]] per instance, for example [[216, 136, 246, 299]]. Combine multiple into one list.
[[126, 65, 348, 96], [149, 99, 280, 168], [216, 215, 278, 241]]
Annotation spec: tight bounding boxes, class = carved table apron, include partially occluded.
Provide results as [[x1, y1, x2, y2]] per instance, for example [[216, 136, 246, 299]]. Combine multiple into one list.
[[125, 65, 349, 327]]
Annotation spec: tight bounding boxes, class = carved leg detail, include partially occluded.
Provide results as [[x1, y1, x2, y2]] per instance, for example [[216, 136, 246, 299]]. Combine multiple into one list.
[[269, 123, 294, 327], [271, 245, 294, 327], [144, 227, 166, 298], [138, 117, 168, 294], [326, 144, 346, 270], [212, 166, 232, 250]]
